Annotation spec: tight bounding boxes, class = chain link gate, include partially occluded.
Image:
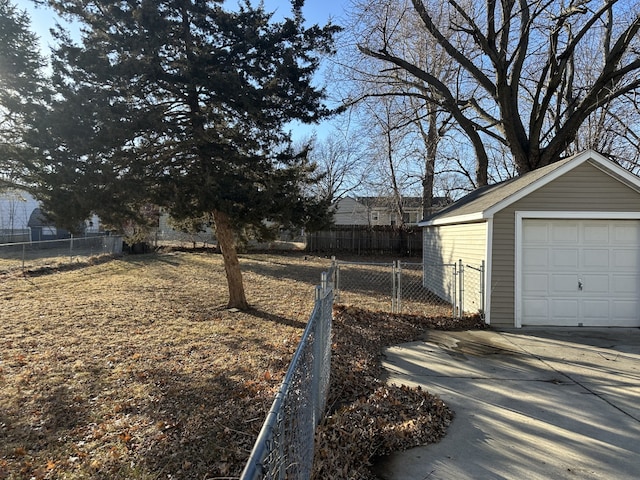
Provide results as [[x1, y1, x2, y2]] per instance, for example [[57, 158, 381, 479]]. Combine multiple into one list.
[[334, 259, 484, 318]]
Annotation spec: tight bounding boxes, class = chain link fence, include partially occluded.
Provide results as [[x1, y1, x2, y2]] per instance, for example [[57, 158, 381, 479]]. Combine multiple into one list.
[[241, 266, 335, 480], [335, 259, 485, 318], [334, 261, 395, 312], [462, 262, 485, 316], [241, 258, 483, 479], [0, 236, 123, 274]]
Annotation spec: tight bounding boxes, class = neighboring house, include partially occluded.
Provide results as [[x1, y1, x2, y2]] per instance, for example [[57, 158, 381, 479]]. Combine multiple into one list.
[[28, 208, 72, 241], [332, 196, 449, 226], [0, 189, 102, 243], [157, 211, 215, 244], [0, 189, 39, 242], [420, 150, 640, 328]]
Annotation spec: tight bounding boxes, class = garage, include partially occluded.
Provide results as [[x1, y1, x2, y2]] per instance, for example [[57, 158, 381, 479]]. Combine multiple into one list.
[[520, 218, 640, 327], [421, 150, 640, 328]]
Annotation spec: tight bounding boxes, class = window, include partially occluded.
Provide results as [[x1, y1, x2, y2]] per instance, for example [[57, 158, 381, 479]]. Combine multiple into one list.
[[403, 212, 419, 224], [371, 212, 379, 222]]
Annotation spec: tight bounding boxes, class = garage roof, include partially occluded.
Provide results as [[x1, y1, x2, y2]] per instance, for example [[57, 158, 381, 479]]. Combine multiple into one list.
[[420, 150, 640, 226]]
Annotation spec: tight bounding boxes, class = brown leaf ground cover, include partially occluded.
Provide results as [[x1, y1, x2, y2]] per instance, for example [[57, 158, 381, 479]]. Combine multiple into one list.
[[314, 306, 486, 479], [0, 251, 486, 479]]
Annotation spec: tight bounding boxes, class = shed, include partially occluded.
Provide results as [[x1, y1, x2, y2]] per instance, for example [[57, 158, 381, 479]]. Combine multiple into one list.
[[420, 150, 640, 328]]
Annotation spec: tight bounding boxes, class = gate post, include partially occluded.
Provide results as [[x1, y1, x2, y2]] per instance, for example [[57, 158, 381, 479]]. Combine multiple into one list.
[[394, 261, 402, 314], [391, 261, 398, 313], [480, 260, 486, 317], [334, 259, 340, 303], [458, 259, 464, 318]]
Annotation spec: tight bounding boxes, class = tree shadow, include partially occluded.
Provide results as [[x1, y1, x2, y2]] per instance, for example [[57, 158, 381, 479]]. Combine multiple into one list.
[[245, 308, 307, 330]]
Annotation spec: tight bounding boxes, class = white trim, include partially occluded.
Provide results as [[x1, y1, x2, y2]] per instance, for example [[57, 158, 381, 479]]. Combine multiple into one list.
[[484, 218, 493, 325], [514, 214, 524, 328], [419, 212, 485, 227], [517, 211, 640, 220], [514, 210, 640, 328], [422, 150, 640, 227]]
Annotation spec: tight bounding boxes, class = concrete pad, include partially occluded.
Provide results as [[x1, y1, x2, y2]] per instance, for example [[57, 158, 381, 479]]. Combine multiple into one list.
[[375, 329, 640, 480]]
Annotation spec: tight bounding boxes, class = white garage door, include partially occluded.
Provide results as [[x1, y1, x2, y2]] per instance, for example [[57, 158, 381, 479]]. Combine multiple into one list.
[[521, 219, 640, 326]]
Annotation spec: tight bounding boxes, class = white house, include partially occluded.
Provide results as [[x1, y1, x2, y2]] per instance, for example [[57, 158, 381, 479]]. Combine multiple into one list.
[[0, 189, 102, 242], [332, 196, 449, 227], [0, 189, 39, 242]]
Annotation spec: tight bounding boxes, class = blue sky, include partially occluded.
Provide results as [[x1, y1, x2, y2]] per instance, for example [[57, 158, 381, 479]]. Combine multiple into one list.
[[18, 0, 348, 53], [260, 0, 348, 25], [17, 0, 348, 140]]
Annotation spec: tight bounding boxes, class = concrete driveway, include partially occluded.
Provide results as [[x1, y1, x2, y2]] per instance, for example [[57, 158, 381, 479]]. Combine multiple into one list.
[[375, 328, 640, 480]]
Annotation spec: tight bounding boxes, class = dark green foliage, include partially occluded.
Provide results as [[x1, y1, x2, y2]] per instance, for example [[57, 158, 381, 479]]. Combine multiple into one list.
[[0, 0, 48, 186], [27, 0, 339, 237]]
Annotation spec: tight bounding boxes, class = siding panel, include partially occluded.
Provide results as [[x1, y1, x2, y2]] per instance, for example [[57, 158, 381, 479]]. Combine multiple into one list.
[[424, 222, 486, 313], [490, 161, 640, 327]]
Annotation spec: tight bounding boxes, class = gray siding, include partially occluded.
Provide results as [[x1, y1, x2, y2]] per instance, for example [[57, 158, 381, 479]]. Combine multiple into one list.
[[332, 197, 370, 225], [490, 161, 640, 327], [423, 222, 486, 313]]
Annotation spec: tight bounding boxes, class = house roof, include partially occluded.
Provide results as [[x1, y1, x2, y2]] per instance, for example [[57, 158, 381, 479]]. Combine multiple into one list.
[[28, 208, 52, 227], [351, 196, 450, 209], [419, 150, 640, 226]]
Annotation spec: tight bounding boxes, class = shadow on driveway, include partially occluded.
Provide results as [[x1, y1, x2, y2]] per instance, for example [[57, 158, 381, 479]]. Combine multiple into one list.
[[375, 328, 640, 480]]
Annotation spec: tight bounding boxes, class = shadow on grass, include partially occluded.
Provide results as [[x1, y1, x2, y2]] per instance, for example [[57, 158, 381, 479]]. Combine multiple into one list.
[[139, 368, 276, 478], [246, 308, 308, 330], [240, 254, 331, 286], [9, 253, 120, 278], [0, 360, 278, 479]]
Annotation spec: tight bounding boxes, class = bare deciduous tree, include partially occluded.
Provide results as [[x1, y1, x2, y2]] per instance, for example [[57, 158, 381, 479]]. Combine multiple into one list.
[[357, 0, 640, 182], [306, 129, 368, 203], [333, 0, 460, 208]]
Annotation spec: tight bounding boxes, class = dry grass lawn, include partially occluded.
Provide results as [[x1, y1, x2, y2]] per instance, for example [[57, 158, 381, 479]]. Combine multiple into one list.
[[0, 250, 482, 479], [0, 251, 333, 479]]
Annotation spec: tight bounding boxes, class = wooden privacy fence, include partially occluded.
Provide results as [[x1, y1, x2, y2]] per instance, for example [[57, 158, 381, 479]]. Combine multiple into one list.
[[305, 226, 422, 255]]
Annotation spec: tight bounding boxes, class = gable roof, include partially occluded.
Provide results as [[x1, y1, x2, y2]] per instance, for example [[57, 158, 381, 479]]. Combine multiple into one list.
[[28, 208, 53, 227], [419, 150, 640, 226], [357, 196, 449, 209], [336, 195, 450, 210]]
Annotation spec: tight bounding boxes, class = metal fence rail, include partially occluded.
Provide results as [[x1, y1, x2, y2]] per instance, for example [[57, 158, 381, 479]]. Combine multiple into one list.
[[334, 259, 484, 318], [0, 236, 123, 273], [241, 267, 335, 480]]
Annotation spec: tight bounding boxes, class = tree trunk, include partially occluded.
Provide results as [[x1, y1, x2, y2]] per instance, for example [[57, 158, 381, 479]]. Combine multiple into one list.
[[422, 107, 437, 213], [212, 209, 249, 310]]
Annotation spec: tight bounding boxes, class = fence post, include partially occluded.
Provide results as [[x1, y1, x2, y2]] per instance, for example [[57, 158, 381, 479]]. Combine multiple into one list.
[[313, 284, 323, 428], [480, 260, 486, 317], [458, 259, 464, 318], [391, 261, 397, 313], [451, 263, 456, 319], [395, 261, 402, 314], [330, 256, 337, 289], [334, 259, 340, 303]]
